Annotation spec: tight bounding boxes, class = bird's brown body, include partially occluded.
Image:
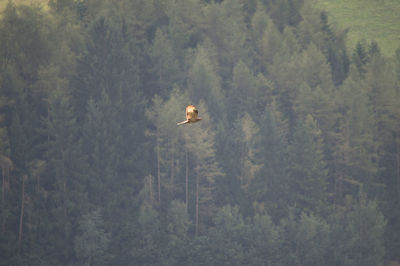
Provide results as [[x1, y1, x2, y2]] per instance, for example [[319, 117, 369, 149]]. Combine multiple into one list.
[[177, 105, 202, 125]]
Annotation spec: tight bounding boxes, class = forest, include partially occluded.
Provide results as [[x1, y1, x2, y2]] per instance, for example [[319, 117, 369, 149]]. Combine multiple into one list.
[[0, 0, 399, 265]]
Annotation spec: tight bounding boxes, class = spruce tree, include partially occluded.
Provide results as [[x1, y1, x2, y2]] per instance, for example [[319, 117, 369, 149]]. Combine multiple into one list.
[[287, 115, 329, 216]]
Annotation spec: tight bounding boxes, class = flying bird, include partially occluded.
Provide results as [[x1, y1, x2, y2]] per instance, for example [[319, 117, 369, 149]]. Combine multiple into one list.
[[177, 105, 202, 125]]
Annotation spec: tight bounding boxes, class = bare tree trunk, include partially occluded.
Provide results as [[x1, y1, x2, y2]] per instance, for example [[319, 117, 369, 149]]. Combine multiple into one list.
[[61, 149, 67, 217], [6, 168, 10, 191], [144, 175, 154, 204], [195, 161, 199, 237], [157, 129, 161, 205], [170, 140, 175, 186], [333, 153, 340, 208], [1, 168, 5, 234], [397, 134, 400, 203], [149, 175, 154, 205], [18, 175, 27, 253], [63, 179, 67, 217], [1, 168, 4, 206], [185, 150, 189, 212], [37, 173, 40, 192], [240, 143, 246, 187]]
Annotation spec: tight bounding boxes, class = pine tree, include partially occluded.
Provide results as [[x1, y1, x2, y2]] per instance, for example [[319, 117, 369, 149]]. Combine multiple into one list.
[[187, 46, 225, 123], [149, 29, 181, 97], [247, 211, 279, 265], [146, 89, 188, 207], [234, 113, 262, 192], [72, 10, 141, 119], [259, 15, 282, 73], [81, 90, 125, 212], [42, 86, 87, 264], [231, 61, 266, 120], [251, 106, 289, 220], [74, 210, 111, 266], [334, 72, 378, 206], [182, 103, 224, 235], [208, 205, 246, 265], [132, 201, 162, 265], [352, 40, 369, 76], [331, 193, 386, 266], [362, 48, 400, 261], [164, 200, 190, 265], [279, 211, 330, 265], [287, 114, 329, 216], [202, 0, 249, 79]]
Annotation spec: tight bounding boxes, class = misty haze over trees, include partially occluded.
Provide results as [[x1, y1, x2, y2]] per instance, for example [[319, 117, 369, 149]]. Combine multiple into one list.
[[1, 0, 399, 265]]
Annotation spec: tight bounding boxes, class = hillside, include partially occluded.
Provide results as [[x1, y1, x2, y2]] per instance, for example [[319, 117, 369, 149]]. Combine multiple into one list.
[[317, 0, 400, 56], [0, 0, 399, 264], [0, 0, 47, 13], [2, 0, 399, 56]]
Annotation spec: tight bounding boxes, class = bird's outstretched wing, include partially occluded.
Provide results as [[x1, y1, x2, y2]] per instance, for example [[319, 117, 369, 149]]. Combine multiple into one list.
[[177, 120, 189, 125]]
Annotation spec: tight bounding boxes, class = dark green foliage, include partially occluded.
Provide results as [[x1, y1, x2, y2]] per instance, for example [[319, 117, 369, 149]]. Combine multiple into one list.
[[353, 40, 369, 75], [278, 211, 330, 265], [74, 210, 111, 265], [287, 115, 329, 216], [0, 0, 398, 265], [330, 194, 386, 265]]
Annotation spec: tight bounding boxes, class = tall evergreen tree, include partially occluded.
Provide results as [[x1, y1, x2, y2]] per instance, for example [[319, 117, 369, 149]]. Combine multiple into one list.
[[149, 29, 181, 97], [287, 114, 329, 216], [187, 46, 225, 123], [279, 211, 330, 265], [182, 103, 224, 235], [251, 106, 289, 220], [41, 86, 86, 264], [74, 210, 111, 266], [330, 193, 386, 266]]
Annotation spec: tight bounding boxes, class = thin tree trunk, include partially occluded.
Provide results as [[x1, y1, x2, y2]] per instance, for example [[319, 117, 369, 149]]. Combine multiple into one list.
[[185, 150, 189, 212], [63, 179, 67, 217], [61, 149, 67, 217], [149, 175, 154, 205], [157, 75, 162, 205], [18, 175, 26, 253], [6, 168, 10, 190], [157, 129, 161, 205], [170, 140, 175, 186], [1, 168, 5, 234], [195, 161, 199, 237], [397, 135, 400, 203], [1, 168, 4, 206], [37, 174, 40, 192], [240, 143, 246, 187]]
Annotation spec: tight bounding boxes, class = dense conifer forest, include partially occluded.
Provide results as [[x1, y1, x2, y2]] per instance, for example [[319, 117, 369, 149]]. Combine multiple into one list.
[[1, 0, 399, 265]]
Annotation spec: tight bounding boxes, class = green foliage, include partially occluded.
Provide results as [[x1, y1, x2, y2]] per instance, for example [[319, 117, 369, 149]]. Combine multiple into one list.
[[279, 211, 330, 265], [247, 212, 279, 265], [208, 205, 247, 265], [0, 0, 398, 264], [330, 194, 386, 265], [287, 115, 329, 216], [187, 46, 225, 122], [133, 201, 162, 265], [149, 29, 181, 97], [74, 210, 111, 266]]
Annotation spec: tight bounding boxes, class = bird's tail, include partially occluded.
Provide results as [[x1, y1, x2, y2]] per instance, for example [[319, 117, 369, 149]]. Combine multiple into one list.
[[177, 120, 189, 125]]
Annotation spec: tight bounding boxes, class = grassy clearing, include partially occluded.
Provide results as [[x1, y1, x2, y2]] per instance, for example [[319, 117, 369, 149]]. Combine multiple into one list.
[[0, 0, 48, 14], [1, 0, 399, 57], [317, 0, 400, 56]]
